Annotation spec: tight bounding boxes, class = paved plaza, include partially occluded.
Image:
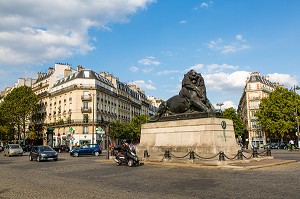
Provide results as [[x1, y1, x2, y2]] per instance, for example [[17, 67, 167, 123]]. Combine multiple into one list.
[[0, 150, 300, 199]]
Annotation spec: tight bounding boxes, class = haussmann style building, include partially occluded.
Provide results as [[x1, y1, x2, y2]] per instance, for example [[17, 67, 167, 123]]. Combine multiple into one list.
[[237, 72, 280, 149], [30, 63, 157, 149]]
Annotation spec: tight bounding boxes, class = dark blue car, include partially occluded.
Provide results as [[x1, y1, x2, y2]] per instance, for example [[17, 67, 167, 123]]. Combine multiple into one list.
[[29, 145, 58, 162], [70, 144, 102, 157]]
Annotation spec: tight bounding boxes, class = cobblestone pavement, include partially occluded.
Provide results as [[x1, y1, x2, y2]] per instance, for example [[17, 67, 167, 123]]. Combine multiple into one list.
[[0, 151, 300, 199]]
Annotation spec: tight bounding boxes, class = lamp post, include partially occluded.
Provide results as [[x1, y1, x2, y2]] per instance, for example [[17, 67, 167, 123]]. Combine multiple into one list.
[[106, 124, 109, 160], [216, 103, 224, 111], [293, 85, 300, 148], [91, 93, 95, 144]]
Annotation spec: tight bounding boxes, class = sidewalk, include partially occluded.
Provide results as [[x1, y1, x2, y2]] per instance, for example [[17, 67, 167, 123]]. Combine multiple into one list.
[[225, 158, 297, 170]]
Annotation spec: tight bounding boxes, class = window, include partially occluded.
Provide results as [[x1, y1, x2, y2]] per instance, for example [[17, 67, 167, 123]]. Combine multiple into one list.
[[83, 102, 88, 109], [83, 114, 88, 123], [83, 126, 88, 134], [84, 71, 90, 78]]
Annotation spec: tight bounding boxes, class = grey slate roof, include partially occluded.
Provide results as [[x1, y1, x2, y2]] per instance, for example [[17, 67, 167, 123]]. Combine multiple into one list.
[[248, 74, 276, 87], [53, 69, 114, 88]]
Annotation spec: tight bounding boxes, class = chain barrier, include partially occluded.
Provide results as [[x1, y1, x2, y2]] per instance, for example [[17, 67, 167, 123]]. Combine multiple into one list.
[[242, 154, 253, 160], [194, 151, 221, 160], [169, 151, 190, 159], [157, 148, 272, 162]]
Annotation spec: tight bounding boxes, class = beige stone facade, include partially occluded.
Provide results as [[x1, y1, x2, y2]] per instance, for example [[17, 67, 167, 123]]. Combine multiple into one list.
[[238, 72, 279, 149], [31, 63, 156, 147]]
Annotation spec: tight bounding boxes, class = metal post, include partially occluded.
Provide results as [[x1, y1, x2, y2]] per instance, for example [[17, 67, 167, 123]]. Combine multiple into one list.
[[144, 150, 150, 158], [92, 93, 95, 144], [164, 150, 170, 159], [266, 147, 271, 156], [189, 151, 195, 160], [294, 85, 300, 149], [253, 148, 258, 158], [237, 150, 243, 160], [106, 124, 109, 160], [219, 151, 225, 161]]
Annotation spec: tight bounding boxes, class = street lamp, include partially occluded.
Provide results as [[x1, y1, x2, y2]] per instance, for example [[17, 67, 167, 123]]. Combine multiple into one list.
[[293, 85, 300, 147], [91, 93, 95, 144], [216, 103, 224, 111]]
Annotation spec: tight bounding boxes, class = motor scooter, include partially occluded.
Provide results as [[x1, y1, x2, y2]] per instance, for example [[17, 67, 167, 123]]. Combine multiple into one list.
[[113, 145, 139, 167]]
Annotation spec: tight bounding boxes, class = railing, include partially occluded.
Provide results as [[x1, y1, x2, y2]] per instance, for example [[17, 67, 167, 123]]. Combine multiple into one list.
[[81, 95, 92, 101], [81, 107, 92, 113]]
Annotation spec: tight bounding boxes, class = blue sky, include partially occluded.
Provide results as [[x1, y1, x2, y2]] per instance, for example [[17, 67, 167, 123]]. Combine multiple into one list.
[[1, 0, 300, 109]]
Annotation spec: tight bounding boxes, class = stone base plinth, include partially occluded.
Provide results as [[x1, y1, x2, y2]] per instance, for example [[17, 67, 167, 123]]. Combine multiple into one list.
[[136, 118, 240, 161]]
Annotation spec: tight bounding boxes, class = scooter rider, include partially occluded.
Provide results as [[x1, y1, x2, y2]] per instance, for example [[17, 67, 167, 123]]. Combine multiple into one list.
[[121, 140, 134, 159]]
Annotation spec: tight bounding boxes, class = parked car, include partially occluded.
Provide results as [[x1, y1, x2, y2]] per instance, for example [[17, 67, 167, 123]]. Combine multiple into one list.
[[3, 144, 23, 156], [29, 145, 58, 162], [278, 142, 287, 149], [53, 145, 70, 153], [270, 142, 279, 149], [70, 144, 102, 157]]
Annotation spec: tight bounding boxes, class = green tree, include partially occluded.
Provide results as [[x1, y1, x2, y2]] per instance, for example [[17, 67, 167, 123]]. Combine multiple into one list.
[[256, 87, 298, 140], [223, 107, 244, 136], [109, 114, 148, 142], [0, 86, 39, 144], [129, 114, 148, 141]]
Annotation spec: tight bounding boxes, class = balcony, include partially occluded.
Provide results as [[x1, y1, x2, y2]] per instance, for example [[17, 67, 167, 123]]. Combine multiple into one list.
[[81, 107, 92, 113], [81, 95, 92, 101]]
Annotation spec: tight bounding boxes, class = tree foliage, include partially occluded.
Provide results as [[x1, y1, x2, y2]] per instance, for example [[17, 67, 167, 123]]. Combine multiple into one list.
[[0, 86, 39, 143], [109, 114, 149, 142], [256, 87, 299, 139], [222, 107, 244, 136]]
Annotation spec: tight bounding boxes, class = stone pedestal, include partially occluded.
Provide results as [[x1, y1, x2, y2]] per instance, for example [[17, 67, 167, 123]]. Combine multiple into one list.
[[136, 117, 240, 161]]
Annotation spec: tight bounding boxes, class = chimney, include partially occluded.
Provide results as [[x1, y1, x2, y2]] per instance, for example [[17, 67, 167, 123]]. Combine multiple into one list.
[[48, 67, 54, 74], [37, 72, 44, 79], [64, 68, 72, 78], [77, 65, 83, 71], [99, 72, 106, 77]]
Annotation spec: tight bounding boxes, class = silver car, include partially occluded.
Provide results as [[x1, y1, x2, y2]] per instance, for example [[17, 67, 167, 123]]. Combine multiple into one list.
[[4, 144, 23, 156]]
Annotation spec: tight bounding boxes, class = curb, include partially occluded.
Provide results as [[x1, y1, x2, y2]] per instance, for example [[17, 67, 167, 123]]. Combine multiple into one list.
[[95, 158, 298, 170]]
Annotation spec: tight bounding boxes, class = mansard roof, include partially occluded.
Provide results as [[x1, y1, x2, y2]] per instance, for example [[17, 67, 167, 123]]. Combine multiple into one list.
[[248, 73, 276, 87], [116, 81, 140, 100], [35, 71, 54, 83], [53, 69, 114, 88]]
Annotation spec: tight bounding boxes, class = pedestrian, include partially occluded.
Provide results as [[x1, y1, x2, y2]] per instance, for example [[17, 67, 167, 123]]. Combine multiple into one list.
[[289, 139, 294, 151]]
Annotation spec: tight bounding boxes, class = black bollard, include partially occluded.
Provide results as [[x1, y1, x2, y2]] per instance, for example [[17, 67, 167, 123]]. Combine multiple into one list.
[[164, 150, 170, 159], [266, 147, 271, 156], [144, 150, 150, 158], [189, 151, 195, 160], [219, 151, 225, 161], [253, 148, 258, 158], [237, 150, 243, 160]]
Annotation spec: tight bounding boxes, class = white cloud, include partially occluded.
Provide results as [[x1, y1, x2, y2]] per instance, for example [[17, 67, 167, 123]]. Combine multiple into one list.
[[187, 64, 204, 71], [187, 63, 238, 74], [206, 35, 250, 54], [206, 63, 238, 73], [268, 73, 297, 88], [130, 80, 156, 90], [0, 0, 155, 66], [195, 1, 214, 9], [156, 70, 180, 75], [204, 71, 250, 91], [129, 66, 139, 72], [179, 20, 187, 24], [138, 56, 161, 66], [236, 34, 243, 41]]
